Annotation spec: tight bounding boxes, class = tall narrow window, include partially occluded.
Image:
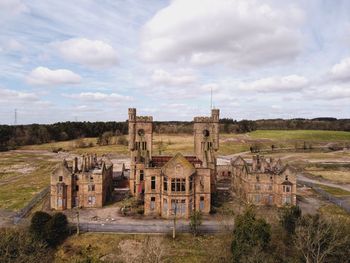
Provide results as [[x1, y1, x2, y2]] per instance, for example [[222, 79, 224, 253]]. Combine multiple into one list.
[[151, 176, 156, 190], [283, 185, 291, 193], [189, 176, 193, 191], [200, 196, 205, 211], [59, 176, 63, 182], [176, 179, 181, 192], [163, 177, 168, 191], [181, 179, 186, 192], [150, 197, 155, 210], [88, 184, 95, 191], [181, 199, 186, 215], [163, 198, 167, 214], [140, 170, 144, 181], [88, 196, 95, 205], [171, 179, 176, 191]]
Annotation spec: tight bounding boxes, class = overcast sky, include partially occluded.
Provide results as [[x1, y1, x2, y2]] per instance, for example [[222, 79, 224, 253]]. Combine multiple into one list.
[[1, 0, 350, 124]]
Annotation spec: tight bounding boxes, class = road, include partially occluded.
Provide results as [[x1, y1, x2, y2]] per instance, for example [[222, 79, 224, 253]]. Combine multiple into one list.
[[298, 174, 350, 192], [77, 220, 232, 234]]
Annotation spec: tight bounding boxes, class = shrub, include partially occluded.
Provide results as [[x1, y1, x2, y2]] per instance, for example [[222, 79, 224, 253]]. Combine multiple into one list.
[[189, 211, 202, 236], [30, 211, 52, 240], [117, 135, 128, 146], [45, 212, 69, 247], [231, 206, 271, 263], [279, 205, 301, 236]]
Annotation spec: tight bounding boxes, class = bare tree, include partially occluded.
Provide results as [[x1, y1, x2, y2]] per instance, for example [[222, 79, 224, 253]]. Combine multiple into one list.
[[139, 236, 165, 263], [294, 214, 350, 263]]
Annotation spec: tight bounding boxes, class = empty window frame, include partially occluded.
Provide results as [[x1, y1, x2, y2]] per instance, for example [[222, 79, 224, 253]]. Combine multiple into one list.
[[88, 196, 96, 205], [181, 199, 186, 214], [163, 198, 168, 214], [171, 178, 186, 192], [283, 185, 291, 193], [151, 176, 156, 190], [88, 184, 95, 191], [150, 197, 156, 210], [283, 196, 291, 205], [58, 176, 63, 182], [140, 170, 144, 181], [254, 194, 261, 203], [200, 196, 205, 211], [163, 176, 168, 191]]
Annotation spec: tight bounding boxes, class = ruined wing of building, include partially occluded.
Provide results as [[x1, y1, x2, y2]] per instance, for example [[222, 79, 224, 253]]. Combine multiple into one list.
[[51, 154, 113, 210], [217, 155, 297, 207]]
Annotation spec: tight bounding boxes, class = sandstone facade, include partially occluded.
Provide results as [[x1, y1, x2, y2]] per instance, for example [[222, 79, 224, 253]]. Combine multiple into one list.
[[128, 108, 219, 218], [50, 154, 113, 210], [218, 155, 297, 207]]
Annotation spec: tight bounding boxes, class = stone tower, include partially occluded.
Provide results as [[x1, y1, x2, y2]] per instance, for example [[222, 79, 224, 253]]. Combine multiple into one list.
[[128, 108, 153, 197], [193, 109, 220, 169]]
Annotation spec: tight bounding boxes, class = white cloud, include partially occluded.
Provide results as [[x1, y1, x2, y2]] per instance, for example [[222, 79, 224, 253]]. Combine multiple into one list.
[[239, 75, 308, 92], [0, 0, 28, 17], [151, 68, 197, 85], [0, 87, 38, 102], [141, 0, 303, 67], [65, 92, 132, 102], [27, 67, 82, 86], [55, 38, 118, 68], [314, 85, 350, 100], [330, 57, 350, 81], [1, 39, 24, 52], [201, 83, 219, 92]]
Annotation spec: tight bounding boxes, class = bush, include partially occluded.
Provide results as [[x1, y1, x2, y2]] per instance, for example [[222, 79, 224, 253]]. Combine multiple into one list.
[[279, 205, 301, 236], [29, 211, 69, 248], [117, 135, 128, 146], [231, 206, 271, 263], [189, 211, 202, 236], [30, 211, 52, 240], [0, 227, 52, 263], [45, 212, 69, 247]]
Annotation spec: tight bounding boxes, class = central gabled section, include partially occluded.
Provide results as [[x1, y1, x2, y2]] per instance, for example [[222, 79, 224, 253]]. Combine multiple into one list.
[[161, 153, 196, 178]]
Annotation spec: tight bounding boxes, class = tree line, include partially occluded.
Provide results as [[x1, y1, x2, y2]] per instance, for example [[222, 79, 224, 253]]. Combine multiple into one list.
[[1, 118, 349, 151]]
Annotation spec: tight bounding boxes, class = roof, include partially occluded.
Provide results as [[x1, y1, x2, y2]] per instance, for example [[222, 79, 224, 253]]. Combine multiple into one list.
[[232, 156, 247, 166], [161, 153, 196, 176], [151, 155, 202, 168], [282, 180, 293, 186]]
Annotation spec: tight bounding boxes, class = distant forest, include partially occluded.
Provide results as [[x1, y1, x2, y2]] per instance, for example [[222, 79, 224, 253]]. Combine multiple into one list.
[[0, 118, 349, 151]]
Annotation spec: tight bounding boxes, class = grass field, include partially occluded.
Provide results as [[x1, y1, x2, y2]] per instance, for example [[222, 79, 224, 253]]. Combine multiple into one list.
[[0, 152, 59, 210], [54, 233, 232, 263], [318, 204, 350, 222], [317, 184, 350, 196], [20, 129, 350, 156], [248, 130, 350, 141], [306, 170, 350, 183]]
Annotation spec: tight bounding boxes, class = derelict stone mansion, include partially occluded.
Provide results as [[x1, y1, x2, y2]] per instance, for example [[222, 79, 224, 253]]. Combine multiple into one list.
[[50, 108, 297, 218]]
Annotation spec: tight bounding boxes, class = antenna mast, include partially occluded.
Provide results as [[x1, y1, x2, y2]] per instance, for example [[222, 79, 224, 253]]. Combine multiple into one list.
[[210, 86, 213, 110], [14, 109, 17, 125]]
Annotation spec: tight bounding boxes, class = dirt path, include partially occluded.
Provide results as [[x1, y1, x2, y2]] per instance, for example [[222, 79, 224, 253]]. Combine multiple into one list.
[[298, 173, 350, 192]]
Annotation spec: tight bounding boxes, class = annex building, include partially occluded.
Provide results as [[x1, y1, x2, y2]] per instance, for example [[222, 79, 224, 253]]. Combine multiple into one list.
[[128, 108, 219, 218], [50, 154, 113, 210], [218, 155, 297, 206]]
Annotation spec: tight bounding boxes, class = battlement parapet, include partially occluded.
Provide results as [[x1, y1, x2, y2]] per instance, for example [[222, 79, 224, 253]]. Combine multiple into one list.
[[136, 116, 153, 122], [194, 116, 213, 122]]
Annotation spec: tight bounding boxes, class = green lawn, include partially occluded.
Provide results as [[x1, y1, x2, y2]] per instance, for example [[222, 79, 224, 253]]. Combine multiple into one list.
[[317, 184, 350, 197], [248, 130, 350, 141]]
